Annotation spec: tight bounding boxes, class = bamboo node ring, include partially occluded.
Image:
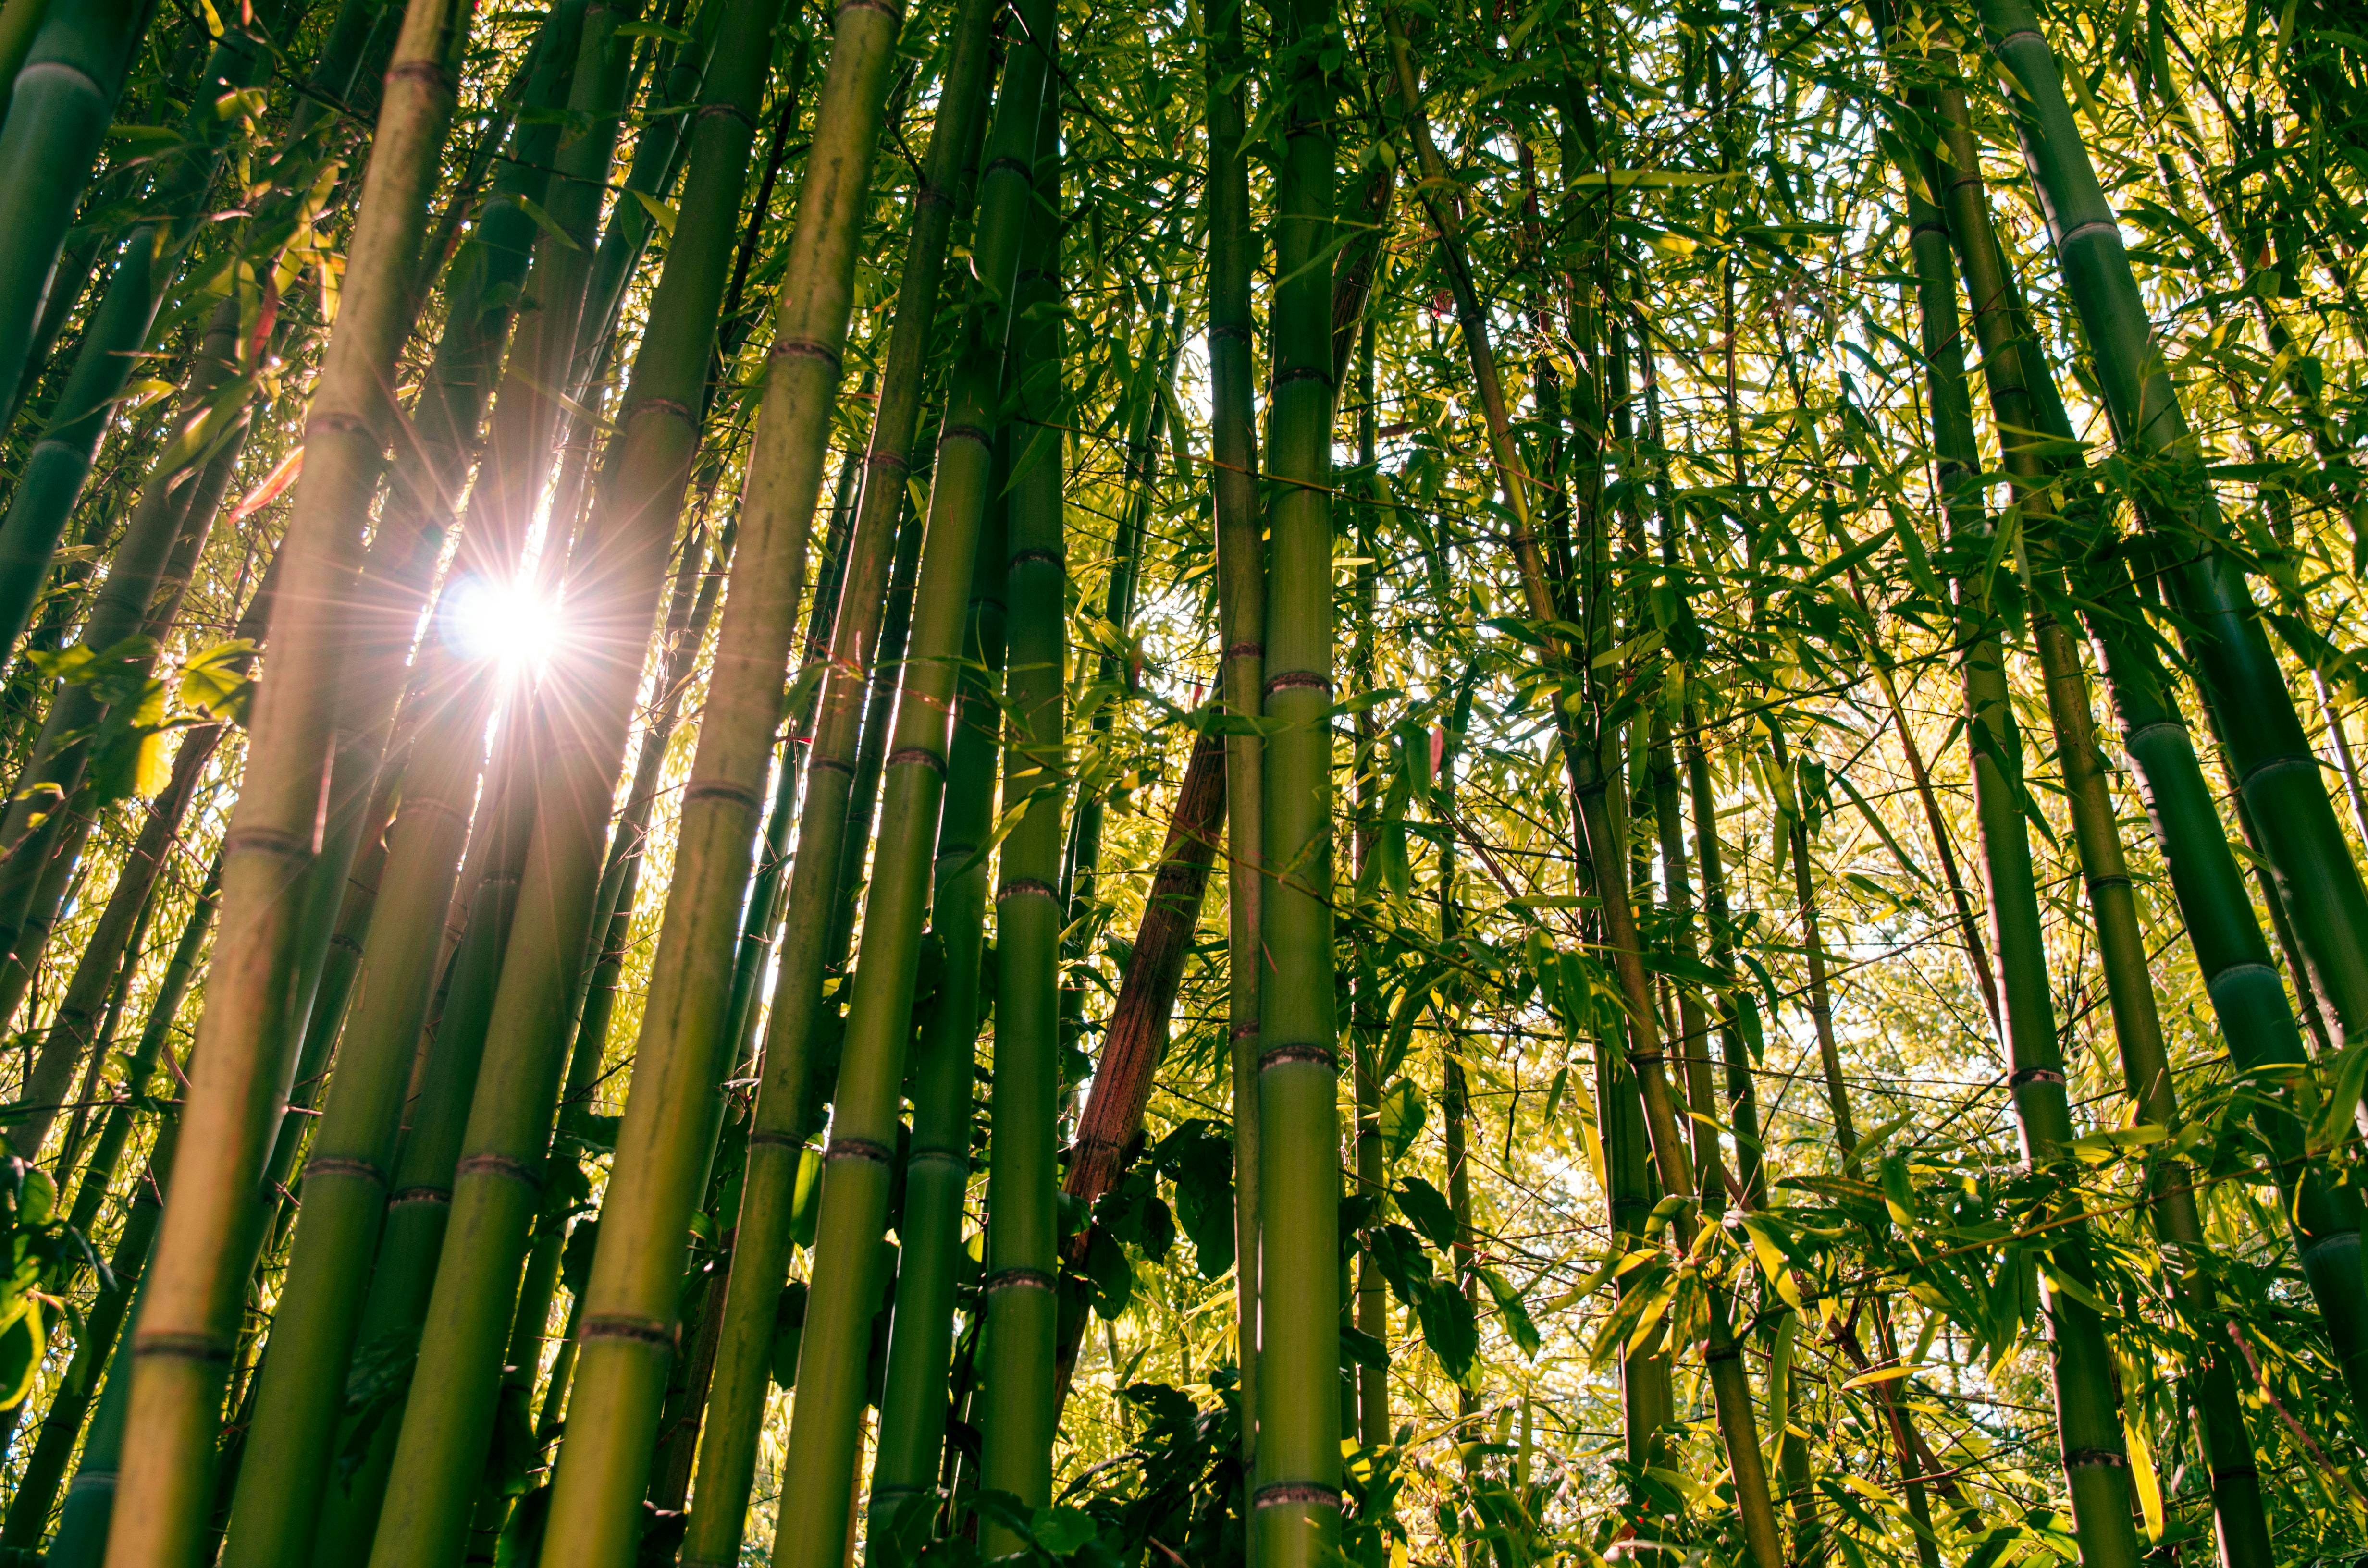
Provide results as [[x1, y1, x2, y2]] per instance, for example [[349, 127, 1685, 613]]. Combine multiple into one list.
[[581, 1316, 676, 1348], [1259, 1043, 1337, 1072], [1229, 1019, 1261, 1040], [1224, 641, 1263, 661], [945, 421, 993, 448], [1011, 548, 1064, 568], [826, 1136, 895, 1164], [980, 1267, 1055, 1296], [1264, 670, 1331, 697], [136, 1332, 234, 1363], [1253, 1483, 1341, 1510], [382, 60, 456, 93], [2007, 1066, 2066, 1087], [998, 878, 1059, 904], [684, 779, 765, 812], [388, 1184, 453, 1208], [224, 825, 308, 859], [458, 1152, 542, 1189], [747, 1130, 806, 1150], [2061, 1448, 2128, 1468], [304, 1156, 386, 1186], [771, 338, 843, 369], [888, 747, 946, 776]]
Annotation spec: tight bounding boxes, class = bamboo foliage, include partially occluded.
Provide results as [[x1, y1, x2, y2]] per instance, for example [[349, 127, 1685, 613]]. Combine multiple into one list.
[[11, 2, 2368, 1567]]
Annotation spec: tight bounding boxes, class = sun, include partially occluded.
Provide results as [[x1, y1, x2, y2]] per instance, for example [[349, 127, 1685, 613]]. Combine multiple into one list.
[[439, 571, 563, 680]]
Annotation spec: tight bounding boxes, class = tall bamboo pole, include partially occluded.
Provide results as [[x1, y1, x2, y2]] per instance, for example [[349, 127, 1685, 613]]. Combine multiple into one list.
[[1, 857, 217, 1554], [1900, 159, 2145, 1568], [321, 0, 759, 1558], [0, 0, 156, 413], [674, 1, 999, 1554], [1251, 0, 1341, 1555], [221, 23, 643, 1548], [0, 296, 251, 1006], [976, 98, 1066, 1549], [752, 4, 1050, 1561], [1905, 82, 2278, 1564], [102, 2, 480, 1554], [530, 0, 905, 1556], [0, 9, 283, 667], [1973, 0, 2368, 1054], [867, 486, 1007, 1559], [1204, 0, 1263, 1484]]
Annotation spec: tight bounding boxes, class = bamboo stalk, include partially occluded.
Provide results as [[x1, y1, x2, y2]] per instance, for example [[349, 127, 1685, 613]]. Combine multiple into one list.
[[1380, 20, 1781, 1561], [1203, 0, 1263, 1490], [530, 0, 905, 1556], [1251, 0, 1342, 1557], [867, 479, 1008, 1559], [0, 0, 157, 414], [223, 8, 645, 1492], [0, 5, 290, 667], [324, 9, 765, 1568], [102, 1, 481, 1554], [1, 856, 216, 1552], [1900, 154, 2145, 1568], [976, 104, 1066, 1545], [675, 0, 998, 1553], [1973, 0, 2368, 1052], [751, 3, 1051, 1560]]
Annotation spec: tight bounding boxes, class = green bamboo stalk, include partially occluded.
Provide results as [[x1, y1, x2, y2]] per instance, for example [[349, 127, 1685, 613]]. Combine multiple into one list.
[[0, 0, 53, 130], [1381, 19, 1773, 1555], [313, 9, 657, 1532], [0, 0, 156, 412], [507, 539, 722, 1509], [220, 674, 515, 1568], [305, 736, 542, 1564], [0, 295, 248, 992], [2082, 577, 2368, 1418], [1761, 719, 1944, 1568], [231, 49, 639, 1517], [1, 858, 217, 1552], [102, 2, 481, 1554], [867, 488, 1008, 1561], [712, 439, 869, 1084], [1252, 0, 1340, 1556], [366, 0, 588, 615], [2035, 615, 2274, 1566], [672, 0, 1007, 1554], [526, 3, 904, 1559], [1204, 0, 1261, 1472], [1973, 0, 2368, 1050], [0, 4, 289, 667], [570, 0, 719, 395], [1906, 80, 2277, 1562], [819, 25, 996, 985], [355, 17, 813, 1568], [745, 6, 1051, 1563], [1349, 315, 1387, 1454], [976, 100, 1066, 1549], [1917, 84, 2368, 1420], [829, 495, 926, 965], [1061, 285, 1181, 929], [12, 717, 223, 1162], [1900, 159, 2145, 1568]]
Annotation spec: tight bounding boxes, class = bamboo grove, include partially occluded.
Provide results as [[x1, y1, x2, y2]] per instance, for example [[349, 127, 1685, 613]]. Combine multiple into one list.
[[0, 0, 2362, 1564]]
